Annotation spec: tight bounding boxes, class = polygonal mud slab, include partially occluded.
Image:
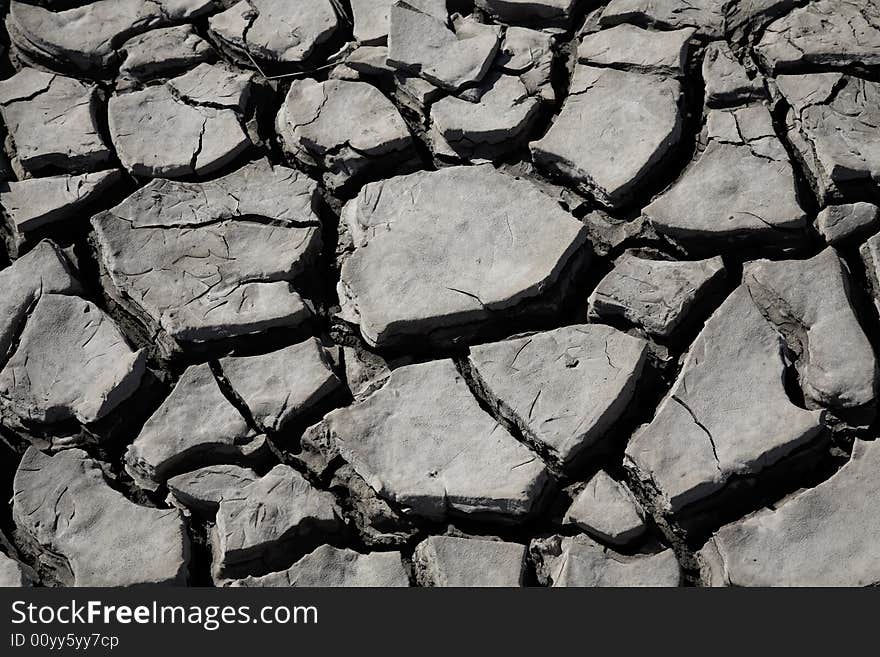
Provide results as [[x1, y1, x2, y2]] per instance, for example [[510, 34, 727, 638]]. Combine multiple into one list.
[[531, 535, 681, 587], [645, 104, 807, 250], [208, 0, 340, 67], [700, 439, 880, 586], [350, 0, 396, 45], [337, 165, 589, 350], [119, 24, 214, 81], [337, 44, 395, 79], [588, 252, 725, 338], [817, 202, 880, 246], [429, 71, 542, 160], [211, 465, 343, 579], [276, 78, 413, 191], [599, 0, 724, 38], [6, 0, 213, 75], [500, 27, 555, 101], [91, 160, 320, 349], [230, 545, 409, 587], [0, 240, 82, 362], [167, 465, 259, 516], [387, 3, 501, 92], [564, 471, 647, 547], [0, 68, 111, 175], [744, 249, 876, 412], [625, 286, 825, 514], [217, 337, 343, 433], [702, 41, 764, 108], [756, 0, 880, 74], [125, 363, 268, 492], [413, 535, 526, 587], [467, 324, 648, 469], [530, 64, 683, 208], [13, 448, 190, 586], [168, 63, 254, 109], [301, 359, 550, 523], [0, 170, 122, 252], [109, 64, 253, 178], [776, 73, 880, 202], [577, 24, 694, 76], [0, 293, 146, 426]]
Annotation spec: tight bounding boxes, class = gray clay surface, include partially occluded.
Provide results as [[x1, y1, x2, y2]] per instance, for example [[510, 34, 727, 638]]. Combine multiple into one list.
[[0, 0, 877, 588]]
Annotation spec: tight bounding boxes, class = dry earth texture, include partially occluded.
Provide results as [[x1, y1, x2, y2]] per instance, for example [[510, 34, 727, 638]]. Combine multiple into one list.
[[0, 0, 879, 588]]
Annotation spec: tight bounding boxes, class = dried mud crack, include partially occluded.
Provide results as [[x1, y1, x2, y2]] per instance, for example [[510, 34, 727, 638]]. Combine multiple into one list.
[[0, 0, 879, 588]]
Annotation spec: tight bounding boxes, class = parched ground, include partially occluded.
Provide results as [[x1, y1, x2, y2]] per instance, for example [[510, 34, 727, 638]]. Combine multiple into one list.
[[0, 0, 879, 588]]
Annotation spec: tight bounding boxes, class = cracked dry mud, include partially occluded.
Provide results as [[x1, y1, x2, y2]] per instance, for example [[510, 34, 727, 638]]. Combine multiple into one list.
[[0, 0, 879, 589]]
